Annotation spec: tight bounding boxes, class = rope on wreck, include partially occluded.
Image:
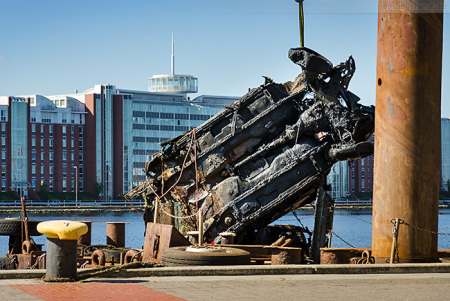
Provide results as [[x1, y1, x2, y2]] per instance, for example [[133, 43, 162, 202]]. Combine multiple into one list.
[[124, 129, 198, 221], [42, 262, 161, 282], [124, 195, 144, 218], [144, 130, 202, 221], [194, 129, 199, 216], [149, 129, 195, 201]]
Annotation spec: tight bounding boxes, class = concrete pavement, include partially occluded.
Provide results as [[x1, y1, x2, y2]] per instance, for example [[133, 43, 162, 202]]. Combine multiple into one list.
[[0, 273, 449, 300]]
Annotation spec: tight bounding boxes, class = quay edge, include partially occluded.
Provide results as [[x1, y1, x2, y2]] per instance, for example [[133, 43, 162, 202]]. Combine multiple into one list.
[[1, 263, 450, 280]]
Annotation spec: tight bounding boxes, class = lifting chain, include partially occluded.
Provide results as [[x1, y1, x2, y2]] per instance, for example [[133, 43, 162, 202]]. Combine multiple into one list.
[[403, 221, 450, 236], [332, 231, 355, 248], [29, 253, 46, 270], [342, 210, 372, 225]]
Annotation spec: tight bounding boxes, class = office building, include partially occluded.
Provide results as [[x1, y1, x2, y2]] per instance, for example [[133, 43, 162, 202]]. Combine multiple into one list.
[[0, 39, 237, 200]]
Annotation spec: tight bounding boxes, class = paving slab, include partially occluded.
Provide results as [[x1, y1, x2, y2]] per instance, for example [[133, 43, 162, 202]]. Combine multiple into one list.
[[97, 273, 450, 301], [10, 282, 185, 301], [0, 272, 449, 301]]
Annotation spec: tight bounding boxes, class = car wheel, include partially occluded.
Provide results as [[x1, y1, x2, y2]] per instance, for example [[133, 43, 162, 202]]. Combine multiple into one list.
[[161, 246, 250, 266], [0, 218, 43, 236]]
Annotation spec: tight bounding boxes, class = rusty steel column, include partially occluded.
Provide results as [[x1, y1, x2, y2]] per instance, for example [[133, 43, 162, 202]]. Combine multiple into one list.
[[106, 222, 128, 247], [373, 0, 443, 263], [78, 221, 92, 246]]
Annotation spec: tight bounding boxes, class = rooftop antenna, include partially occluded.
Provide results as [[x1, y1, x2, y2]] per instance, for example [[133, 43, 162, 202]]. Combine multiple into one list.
[[171, 33, 175, 75]]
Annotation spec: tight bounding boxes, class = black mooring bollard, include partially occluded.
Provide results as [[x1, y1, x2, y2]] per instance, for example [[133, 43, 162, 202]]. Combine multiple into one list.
[[46, 238, 78, 279], [37, 220, 88, 281]]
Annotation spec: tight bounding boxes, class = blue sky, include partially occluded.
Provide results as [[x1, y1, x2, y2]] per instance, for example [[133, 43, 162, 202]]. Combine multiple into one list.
[[0, 0, 449, 115]]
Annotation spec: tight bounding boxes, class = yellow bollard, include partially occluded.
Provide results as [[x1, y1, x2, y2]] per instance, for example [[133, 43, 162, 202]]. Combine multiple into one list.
[[37, 220, 88, 281]]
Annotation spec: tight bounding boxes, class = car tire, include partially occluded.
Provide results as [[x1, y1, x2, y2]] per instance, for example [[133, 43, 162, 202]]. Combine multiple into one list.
[[0, 218, 42, 236], [161, 246, 250, 266]]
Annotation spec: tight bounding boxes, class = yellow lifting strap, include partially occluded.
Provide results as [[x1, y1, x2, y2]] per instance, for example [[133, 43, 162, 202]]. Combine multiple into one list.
[[295, 0, 305, 47]]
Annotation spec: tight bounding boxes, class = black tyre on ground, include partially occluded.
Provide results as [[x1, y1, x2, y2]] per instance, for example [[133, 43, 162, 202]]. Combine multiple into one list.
[[0, 218, 42, 236], [161, 246, 250, 266]]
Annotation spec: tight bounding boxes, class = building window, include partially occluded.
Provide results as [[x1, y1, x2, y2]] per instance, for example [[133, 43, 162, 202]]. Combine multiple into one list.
[[31, 180, 36, 188], [31, 111, 36, 122], [1, 123, 5, 135], [62, 152, 66, 162], [31, 165, 36, 177], [41, 152, 44, 161], [79, 153, 83, 164], [62, 139, 66, 151], [49, 179, 53, 191], [63, 180, 66, 192], [62, 113, 67, 124], [49, 125, 53, 137], [71, 139, 74, 149], [2, 151, 6, 163], [32, 138, 36, 149], [41, 138, 44, 150], [42, 113, 52, 123], [49, 139, 53, 151], [0, 110, 7, 121], [71, 153, 74, 161], [1, 166, 5, 177], [1, 137, 5, 149], [79, 140, 83, 150], [63, 166, 67, 177], [31, 152, 36, 163], [31, 124, 36, 135], [49, 152, 53, 164], [49, 166, 53, 178], [79, 127, 83, 138], [41, 165, 44, 176], [62, 125, 66, 136], [71, 126, 74, 137]]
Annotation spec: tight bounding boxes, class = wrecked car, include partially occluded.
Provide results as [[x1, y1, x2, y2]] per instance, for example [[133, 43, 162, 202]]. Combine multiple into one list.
[[130, 47, 375, 259]]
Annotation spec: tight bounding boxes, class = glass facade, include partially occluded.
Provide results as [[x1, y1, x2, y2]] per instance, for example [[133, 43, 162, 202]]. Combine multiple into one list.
[[327, 161, 349, 200], [10, 99, 29, 197], [149, 75, 198, 93], [95, 95, 102, 185], [442, 118, 450, 190], [121, 91, 229, 190], [101, 86, 114, 202], [123, 95, 133, 193]]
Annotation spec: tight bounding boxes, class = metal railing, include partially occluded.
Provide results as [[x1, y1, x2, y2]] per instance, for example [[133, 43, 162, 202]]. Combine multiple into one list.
[[0, 199, 144, 207]]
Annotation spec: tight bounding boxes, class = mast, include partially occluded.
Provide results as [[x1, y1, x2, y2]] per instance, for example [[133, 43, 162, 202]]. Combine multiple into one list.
[[171, 33, 175, 75]]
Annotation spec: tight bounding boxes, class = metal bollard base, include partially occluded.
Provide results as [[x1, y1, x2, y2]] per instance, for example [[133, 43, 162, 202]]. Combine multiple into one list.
[[46, 238, 78, 280]]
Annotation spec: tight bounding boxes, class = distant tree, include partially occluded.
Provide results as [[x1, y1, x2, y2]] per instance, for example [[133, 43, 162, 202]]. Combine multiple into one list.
[[94, 182, 103, 199], [39, 183, 48, 200]]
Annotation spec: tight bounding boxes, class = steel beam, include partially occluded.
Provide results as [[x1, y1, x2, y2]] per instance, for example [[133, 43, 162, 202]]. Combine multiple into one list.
[[373, 0, 444, 262]]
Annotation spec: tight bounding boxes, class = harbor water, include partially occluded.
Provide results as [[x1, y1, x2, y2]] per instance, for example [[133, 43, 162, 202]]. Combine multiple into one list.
[[0, 209, 449, 257]]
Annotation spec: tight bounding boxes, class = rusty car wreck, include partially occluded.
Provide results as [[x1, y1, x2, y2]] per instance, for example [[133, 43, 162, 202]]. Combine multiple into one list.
[[131, 47, 375, 264]]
